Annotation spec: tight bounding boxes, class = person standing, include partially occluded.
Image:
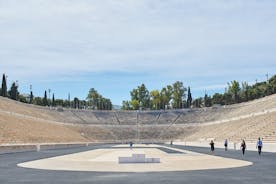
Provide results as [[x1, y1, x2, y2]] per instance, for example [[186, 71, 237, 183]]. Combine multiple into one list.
[[256, 137, 263, 157], [224, 139, 228, 151], [210, 140, 215, 154], [240, 139, 246, 156], [129, 141, 133, 150], [170, 140, 173, 146]]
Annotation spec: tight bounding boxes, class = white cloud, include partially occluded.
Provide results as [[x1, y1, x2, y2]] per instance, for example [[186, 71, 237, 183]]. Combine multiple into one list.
[[0, 0, 276, 83]]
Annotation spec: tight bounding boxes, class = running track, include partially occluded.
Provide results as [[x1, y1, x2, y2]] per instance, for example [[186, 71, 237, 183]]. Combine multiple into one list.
[[0, 144, 275, 184]]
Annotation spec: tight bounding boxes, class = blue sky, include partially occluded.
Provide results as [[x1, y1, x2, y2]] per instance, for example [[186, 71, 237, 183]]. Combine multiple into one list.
[[0, 0, 276, 105]]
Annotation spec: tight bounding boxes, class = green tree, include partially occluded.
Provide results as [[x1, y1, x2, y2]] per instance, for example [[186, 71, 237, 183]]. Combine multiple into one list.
[[212, 93, 224, 105], [1, 74, 7, 97], [80, 100, 86, 109], [55, 99, 65, 107], [33, 97, 43, 106], [138, 84, 150, 109], [52, 93, 56, 107], [43, 90, 48, 106], [30, 91, 34, 104], [8, 82, 19, 100], [64, 99, 71, 108], [268, 75, 276, 94], [130, 99, 140, 110], [101, 98, 112, 110], [249, 82, 266, 100], [87, 88, 112, 110], [73, 97, 79, 109], [150, 90, 161, 110], [130, 88, 139, 101], [187, 86, 192, 108], [122, 100, 131, 110], [18, 94, 27, 103], [193, 97, 203, 108], [228, 80, 241, 103], [172, 81, 186, 109], [87, 88, 100, 109], [223, 92, 233, 105], [204, 94, 212, 107], [160, 85, 173, 109], [130, 84, 150, 110], [240, 82, 249, 102]]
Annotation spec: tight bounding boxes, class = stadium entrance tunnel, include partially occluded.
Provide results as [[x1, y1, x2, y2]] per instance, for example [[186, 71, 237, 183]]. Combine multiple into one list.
[[18, 144, 252, 173]]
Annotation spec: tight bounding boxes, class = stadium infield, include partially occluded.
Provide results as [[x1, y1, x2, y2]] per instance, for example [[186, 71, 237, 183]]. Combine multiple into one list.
[[0, 143, 275, 184], [17, 144, 252, 172]]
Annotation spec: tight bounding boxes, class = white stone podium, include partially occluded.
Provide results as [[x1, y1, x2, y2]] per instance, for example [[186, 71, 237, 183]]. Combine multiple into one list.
[[118, 154, 160, 164]]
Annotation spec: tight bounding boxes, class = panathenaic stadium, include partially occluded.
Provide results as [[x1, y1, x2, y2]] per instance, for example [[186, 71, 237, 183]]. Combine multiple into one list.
[[1, 94, 276, 184], [1, 94, 276, 144]]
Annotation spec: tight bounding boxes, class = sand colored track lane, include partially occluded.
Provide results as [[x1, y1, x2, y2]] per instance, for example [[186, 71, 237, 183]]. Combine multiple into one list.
[[18, 145, 252, 172]]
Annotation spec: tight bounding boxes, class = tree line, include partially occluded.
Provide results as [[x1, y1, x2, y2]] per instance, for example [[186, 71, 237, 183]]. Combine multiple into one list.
[[122, 81, 192, 110], [1, 72, 275, 110], [0, 73, 112, 110], [193, 75, 276, 107], [122, 75, 276, 110]]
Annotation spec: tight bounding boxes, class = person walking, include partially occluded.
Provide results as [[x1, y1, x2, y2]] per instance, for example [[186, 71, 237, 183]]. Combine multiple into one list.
[[240, 139, 246, 156], [256, 137, 263, 157], [210, 140, 215, 154], [224, 139, 228, 151]]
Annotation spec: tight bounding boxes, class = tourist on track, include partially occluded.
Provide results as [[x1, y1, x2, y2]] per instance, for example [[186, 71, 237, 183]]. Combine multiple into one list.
[[129, 141, 133, 149], [240, 139, 246, 155], [256, 137, 263, 156], [210, 140, 215, 154], [224, 139, 228, 151]]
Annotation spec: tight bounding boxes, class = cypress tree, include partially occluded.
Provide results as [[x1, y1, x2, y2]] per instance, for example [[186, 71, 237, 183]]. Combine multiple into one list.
[[52, 93, 55, 107], [187, 86, 192, 108], [43, 90, 48, 106], [1, 74, 7, 97], [30, 91, 33, 104]]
